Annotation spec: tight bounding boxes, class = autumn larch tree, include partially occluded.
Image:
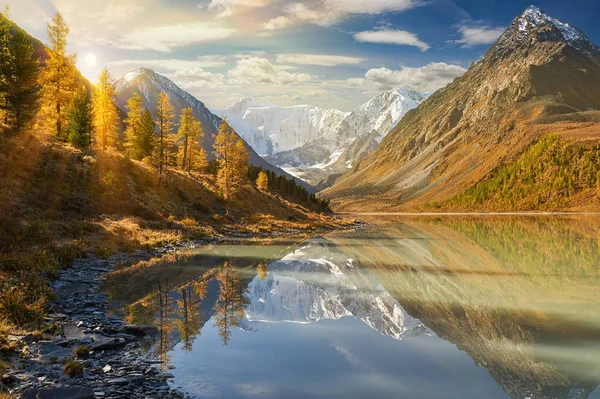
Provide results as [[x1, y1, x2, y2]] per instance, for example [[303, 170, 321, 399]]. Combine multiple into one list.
[[256, 171, 269, 191], [214, 119, 249, 200], [92, 68, 120, 150], [177, 107, 205, 172], [38, 12, 78, 140], [154, 91, 175, 178], [65, 86, 92, 149]]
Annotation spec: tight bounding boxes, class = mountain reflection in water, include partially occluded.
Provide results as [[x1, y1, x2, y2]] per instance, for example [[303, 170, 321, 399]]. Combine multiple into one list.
[[103, 216, 600, 399]]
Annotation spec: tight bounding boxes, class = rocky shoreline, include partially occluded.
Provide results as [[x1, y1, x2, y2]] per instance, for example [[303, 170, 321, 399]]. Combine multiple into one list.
[[2, 222, 364, 399], [3, 240, 207, 399]]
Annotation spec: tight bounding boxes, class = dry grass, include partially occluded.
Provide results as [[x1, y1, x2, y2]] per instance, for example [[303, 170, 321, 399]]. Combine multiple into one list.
[[73, 345, 90, 359], [63, 360, 84, 377]]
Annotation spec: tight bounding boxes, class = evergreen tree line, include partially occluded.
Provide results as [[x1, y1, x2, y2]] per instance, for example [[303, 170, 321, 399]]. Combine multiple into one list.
[[248, 165, 332, 213]]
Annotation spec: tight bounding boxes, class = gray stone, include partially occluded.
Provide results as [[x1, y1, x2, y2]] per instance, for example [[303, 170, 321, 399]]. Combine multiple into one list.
[[90, 335, 126, 350], [107, 377, 129, 384], [123, 325, 159, 337], [19, 386, 95, 399], [37, 342, 73, 363]]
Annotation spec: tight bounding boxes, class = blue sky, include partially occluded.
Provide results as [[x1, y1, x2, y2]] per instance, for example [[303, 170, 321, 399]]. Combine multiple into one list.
[[7, 0, 600, 111]]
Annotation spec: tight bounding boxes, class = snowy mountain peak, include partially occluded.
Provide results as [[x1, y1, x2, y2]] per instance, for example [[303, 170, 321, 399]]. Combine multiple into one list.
[[497, 5, 600, 56]]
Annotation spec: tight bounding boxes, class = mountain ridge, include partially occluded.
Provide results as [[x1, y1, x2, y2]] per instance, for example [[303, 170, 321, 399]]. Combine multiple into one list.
[[322, 5, 600, 211]]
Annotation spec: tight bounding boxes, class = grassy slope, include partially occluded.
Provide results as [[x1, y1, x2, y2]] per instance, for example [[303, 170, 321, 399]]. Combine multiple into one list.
[[0, 130, 342, 339]]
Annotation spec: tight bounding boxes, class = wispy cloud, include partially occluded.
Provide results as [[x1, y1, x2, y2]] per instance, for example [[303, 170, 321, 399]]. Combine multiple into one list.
[[354, 29, 430, 51], [119, 22, 236, 52], [276, 53, 366, 67], [451, 24, 505, 47], [107, 56, 228, 71], [283, 0, 423, 27]]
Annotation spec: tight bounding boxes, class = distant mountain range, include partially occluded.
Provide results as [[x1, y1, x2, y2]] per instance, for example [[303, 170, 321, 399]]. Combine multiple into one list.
[[222, 88, 427, 186], [114, 68, 312, 190], [322, 6, 600, 211]]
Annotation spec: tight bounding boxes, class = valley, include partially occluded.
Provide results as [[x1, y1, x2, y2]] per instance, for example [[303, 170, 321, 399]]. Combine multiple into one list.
[[1, 3, 599, 399]]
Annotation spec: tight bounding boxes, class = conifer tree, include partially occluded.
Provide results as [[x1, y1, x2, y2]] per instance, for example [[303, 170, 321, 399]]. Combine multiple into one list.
[[0, 11, 40, 134], [92, 68, 119, 150], [139, 108, 156, 161], [0, 10, 12, 130], [154, 91, 175, 177], [6, 29, 39, 133], [65, 86, 92, 149], [214, 119, 249, 200], [177, 107, 205, 172], [38, 12, 78, 140], [124, 93, 156, 161], [256, 171, 269, 191]]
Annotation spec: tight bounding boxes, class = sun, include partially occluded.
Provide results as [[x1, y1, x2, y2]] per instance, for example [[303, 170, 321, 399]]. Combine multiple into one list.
[[84, 53, 97, 66]]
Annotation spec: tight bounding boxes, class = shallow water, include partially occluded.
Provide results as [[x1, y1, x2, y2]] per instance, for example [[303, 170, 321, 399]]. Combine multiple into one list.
[[103, 216, 600, 399]]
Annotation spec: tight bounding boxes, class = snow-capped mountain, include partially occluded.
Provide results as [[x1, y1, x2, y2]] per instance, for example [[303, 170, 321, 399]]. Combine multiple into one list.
[[114, 68, 310, 188], [243, 238, 427, 340], [221, 98, 349, 156], [258, 88, 428, 186]]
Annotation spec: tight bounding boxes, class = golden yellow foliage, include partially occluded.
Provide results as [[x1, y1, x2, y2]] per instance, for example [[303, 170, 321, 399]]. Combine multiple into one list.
[[214, 119, 249, 200], [92, 68, 120, 150], [37, 12, 78, 139], [256, 171, 269, 192]]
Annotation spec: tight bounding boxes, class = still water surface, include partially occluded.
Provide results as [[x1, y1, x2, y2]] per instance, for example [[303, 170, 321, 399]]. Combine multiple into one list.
[[104, 216, 600, 399]]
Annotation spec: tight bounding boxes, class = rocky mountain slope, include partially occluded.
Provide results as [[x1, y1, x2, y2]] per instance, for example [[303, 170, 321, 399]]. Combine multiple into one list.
[[115, 68, 311, 189], [322, 6, 600, 211]]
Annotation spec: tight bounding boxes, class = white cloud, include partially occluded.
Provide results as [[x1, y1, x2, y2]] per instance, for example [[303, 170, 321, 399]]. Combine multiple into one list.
[[234, 51, 267, 59], [354, 29, 430, 51], [284, 0, 422, 27], [276, 53, 366, 67], [346, 77, 367, 86], [228, 57, 312, 85], [452, 25, 505, 47], [323, 0, 421, 15], [173, 67, 225, 89], [364, 62, 467, 92], [263, 16, 293, 31], [119, 22, 236, 52], [107, 56, 228, 71], [206, 0, 274, 17]]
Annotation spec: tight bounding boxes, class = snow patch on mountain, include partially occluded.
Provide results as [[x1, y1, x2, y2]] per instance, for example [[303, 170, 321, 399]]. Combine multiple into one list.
[[222, 99, 349, 156], [264, 87, 428, 177]]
